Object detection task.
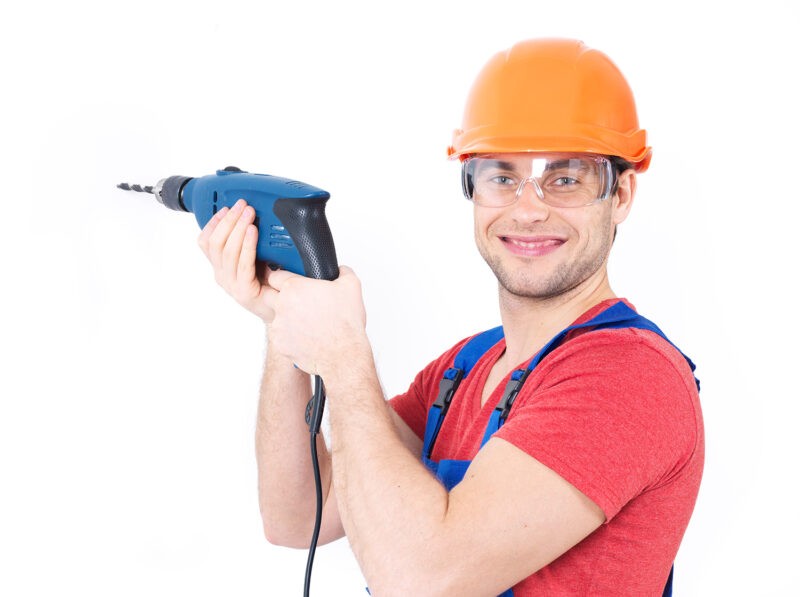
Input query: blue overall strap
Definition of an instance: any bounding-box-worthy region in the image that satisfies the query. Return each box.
[663,565,674,596]
[481,301,698,448]
[422,326,504,459]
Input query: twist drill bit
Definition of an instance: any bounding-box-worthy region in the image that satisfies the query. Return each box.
[117,183,154,193]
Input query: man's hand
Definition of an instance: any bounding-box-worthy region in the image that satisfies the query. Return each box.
[197,199,274,322]
[263,267,368,377]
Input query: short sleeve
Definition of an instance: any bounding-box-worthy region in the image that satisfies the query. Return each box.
[493,328,701,521]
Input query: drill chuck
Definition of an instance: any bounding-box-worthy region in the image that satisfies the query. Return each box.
[152,175,193,212]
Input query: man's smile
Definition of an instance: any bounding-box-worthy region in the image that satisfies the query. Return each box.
[499,235,566,257]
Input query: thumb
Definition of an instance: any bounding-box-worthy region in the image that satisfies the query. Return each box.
[338,265,356,278]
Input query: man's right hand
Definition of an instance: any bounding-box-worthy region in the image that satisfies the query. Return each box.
[197,199,275,322]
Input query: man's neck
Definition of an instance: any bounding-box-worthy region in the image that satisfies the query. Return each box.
[497,270,616,369]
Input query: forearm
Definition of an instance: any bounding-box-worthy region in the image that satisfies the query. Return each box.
[326,340,452,595]
[256,265,454,581]
[195,202,345,547]
[256,331,337,547]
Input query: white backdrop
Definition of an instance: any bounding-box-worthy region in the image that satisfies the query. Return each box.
[2,1,798,595]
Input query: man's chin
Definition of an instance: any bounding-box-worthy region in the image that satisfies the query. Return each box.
[488,262,572,300]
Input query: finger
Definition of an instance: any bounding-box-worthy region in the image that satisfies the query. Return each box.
[265,268,302,291]
[222,204,256,286]
[197,207,230,255]
[206,199,246,269]
[237,221,259,282]
[337,266,361,289]
[338,265,355,278]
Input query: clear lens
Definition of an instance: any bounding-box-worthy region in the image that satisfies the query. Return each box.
[463,153,615,208]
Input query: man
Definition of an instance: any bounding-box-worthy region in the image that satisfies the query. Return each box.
[198,38,704,596]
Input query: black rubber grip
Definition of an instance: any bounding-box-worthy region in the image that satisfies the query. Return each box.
[272,197,339,281]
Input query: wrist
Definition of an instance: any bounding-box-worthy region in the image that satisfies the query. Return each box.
[318,332,375,389]
[265,328,305,372]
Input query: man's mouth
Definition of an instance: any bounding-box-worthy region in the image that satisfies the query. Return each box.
[500,235,565,257]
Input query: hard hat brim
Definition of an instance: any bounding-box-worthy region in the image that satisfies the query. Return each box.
[448,129,652,173]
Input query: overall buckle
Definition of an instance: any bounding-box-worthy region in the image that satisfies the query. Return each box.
[495,368,530,423]
[434,368,464,411]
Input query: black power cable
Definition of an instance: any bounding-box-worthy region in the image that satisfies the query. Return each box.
[304,376,326,597]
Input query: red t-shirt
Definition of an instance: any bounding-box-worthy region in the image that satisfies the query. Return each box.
[389,299,704,596]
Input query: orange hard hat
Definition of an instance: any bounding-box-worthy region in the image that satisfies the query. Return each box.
[448,38,652,172]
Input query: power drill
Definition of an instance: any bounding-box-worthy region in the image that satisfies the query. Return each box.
[118,166,339,281]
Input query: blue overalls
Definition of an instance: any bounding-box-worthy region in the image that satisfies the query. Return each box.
[421,301,698,596]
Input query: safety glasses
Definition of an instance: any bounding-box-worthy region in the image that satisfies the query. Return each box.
[462,153,616,208]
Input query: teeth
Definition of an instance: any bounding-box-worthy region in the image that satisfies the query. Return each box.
[508,238,559,248]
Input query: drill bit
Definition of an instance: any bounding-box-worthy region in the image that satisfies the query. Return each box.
[117,182,154,194]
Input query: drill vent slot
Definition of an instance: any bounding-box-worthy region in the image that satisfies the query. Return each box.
[269,224,292,247]
[269,231,294,248]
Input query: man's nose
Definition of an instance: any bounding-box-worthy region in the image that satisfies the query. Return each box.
[513,178,550,214]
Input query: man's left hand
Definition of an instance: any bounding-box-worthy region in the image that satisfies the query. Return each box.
[263,266,368,376]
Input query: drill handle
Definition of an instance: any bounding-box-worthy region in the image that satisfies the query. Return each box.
[272,197,339,281]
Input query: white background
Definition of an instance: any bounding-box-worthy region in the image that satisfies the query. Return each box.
[2,1,798,595]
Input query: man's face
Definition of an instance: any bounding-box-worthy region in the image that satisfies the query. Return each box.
[470,153,634,300]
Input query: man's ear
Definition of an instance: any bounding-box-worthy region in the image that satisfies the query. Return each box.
[612,170,636,226]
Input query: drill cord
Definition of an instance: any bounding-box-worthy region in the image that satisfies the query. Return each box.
[304,376,326,597]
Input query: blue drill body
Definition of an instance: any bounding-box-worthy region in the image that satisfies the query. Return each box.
[127,167,339,281]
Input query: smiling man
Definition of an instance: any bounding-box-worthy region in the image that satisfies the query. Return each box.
[198,38,704,596]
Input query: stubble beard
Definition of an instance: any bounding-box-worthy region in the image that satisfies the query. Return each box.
[477,229,613,301]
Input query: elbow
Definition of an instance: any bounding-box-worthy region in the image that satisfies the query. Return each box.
[262,522,287,547]
[259,496,313,548]
[261,513,313,549]
[262,522,310,549]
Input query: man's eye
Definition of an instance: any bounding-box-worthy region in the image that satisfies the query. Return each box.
[552,176,579,186]
[489,175,517,186]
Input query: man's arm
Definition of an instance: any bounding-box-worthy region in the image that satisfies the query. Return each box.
[195,201,340,546]
[255,342,424,547]
[264,269,606,596]
[324,343,604,595]
[197,200,421,548]
[255,342,344,547]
